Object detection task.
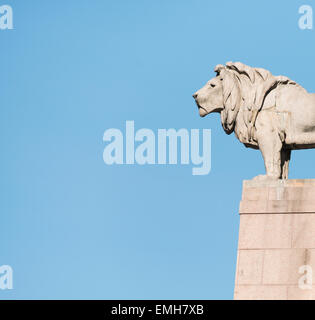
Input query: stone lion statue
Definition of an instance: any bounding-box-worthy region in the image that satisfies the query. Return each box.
[193,61,315,180]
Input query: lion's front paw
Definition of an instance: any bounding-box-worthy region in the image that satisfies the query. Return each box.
[252,174,279,181]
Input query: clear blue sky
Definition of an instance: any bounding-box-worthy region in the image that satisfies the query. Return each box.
[1,0,315,299]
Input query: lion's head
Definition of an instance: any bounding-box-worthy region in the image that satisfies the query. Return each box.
[192,65,224,118]
[193,61,279,135]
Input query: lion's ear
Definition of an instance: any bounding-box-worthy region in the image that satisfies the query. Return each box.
[221,70,241,133]
[214,64,225,75]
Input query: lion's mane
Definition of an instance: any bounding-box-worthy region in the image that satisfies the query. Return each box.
[214,62,301,137]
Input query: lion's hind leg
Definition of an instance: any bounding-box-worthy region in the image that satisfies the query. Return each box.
[280,149,291,179]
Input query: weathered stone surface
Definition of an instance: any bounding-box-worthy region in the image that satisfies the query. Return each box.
[287,286,315,300]
[235,180,315,300]
[240,200,315,214]
[292,215,315,248]
[262,249,313,285]
[234,285,287,300]
[240,179,315,214]
[238,214,292,249]
[236,250,264,285]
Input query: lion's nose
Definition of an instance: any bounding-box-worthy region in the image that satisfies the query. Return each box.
[192,93,198,99]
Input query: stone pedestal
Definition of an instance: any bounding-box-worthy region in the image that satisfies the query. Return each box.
[234,179,315,300]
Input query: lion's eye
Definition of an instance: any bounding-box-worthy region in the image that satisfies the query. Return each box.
[210,83,216,88]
